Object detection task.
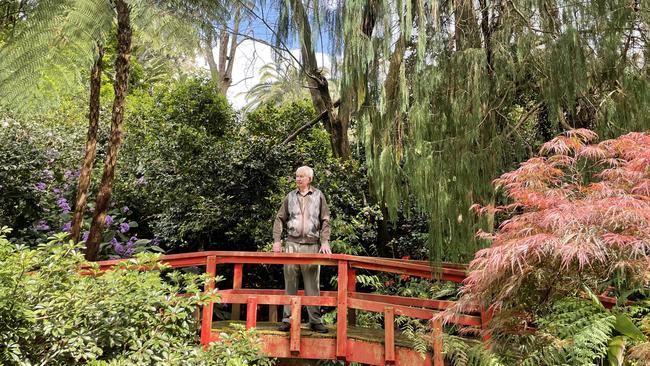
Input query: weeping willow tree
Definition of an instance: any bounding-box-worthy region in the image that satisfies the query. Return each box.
[334,0,650,262]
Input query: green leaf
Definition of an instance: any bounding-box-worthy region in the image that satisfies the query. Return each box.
[607,336,625,366]
[614,314,646,341]
[583,285,605,310]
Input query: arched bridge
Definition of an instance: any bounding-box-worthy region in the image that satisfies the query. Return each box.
[95,252,617,365]
[99,252,481,365]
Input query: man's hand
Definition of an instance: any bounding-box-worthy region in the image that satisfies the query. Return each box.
[272,242,282,253]
[319,243,332,254]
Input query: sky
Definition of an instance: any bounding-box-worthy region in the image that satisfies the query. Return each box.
[195,3,334,110]
[197,40,333,110]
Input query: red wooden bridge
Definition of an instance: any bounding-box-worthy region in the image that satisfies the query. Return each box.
[100,251,486,365]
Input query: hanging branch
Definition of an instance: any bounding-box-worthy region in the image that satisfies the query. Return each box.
[280,99,341,145]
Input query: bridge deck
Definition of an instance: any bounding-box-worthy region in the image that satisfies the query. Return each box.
[213,321,435,365]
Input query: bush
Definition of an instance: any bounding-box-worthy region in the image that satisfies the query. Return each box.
[0,227,274,365]
[453,130,650,364]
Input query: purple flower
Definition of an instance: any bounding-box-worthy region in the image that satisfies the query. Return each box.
[122,206,129,213]
[35,182,46,191]
[57,197,71,214]
[136,176,146,185]
[52,188,61,195]
[43,170,53,181]
[112,236,136,258]
[62,222,72,232]
[119,222,130,233]
[36,220,50,231]
[82,231,89,241]
[104,215,113,226]
[73,170,80,177]
[151,237,161,247]
[64,170,73,179]
[111,237,124,255]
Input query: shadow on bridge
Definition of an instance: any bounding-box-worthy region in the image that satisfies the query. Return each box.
[98,252,487,365]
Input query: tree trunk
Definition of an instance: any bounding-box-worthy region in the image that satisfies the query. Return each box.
[85,0,132,261]
[203,26,220,85]
[453,0,481,50]
[289,0,350,160]
[203,5,240,95]
[70,43,103,243]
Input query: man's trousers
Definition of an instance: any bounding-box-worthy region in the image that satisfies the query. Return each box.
[282,241,323,325]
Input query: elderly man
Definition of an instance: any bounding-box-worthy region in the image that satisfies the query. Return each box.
[273,165,331,333]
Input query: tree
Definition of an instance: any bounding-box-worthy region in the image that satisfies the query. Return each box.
[262,0,350,159]
[243,61,340,112]
[0,0,222,259]
[448,130,650,363]
[202,2,242,95]
[336,0,650,261]
[84,0,133,261]
[70,43,104,243]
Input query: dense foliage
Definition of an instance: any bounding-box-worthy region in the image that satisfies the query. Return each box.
[450,130,650,364]
[337,0,650,262]
[0,227,274,365]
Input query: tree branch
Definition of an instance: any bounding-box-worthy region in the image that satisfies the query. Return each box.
[281,99,341,145]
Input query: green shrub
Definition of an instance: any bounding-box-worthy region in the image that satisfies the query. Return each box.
[0,227,274,365]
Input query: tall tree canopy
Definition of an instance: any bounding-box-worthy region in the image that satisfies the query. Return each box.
[336,0,650,261]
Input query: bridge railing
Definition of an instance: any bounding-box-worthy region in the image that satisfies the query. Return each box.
[97,251,483,365]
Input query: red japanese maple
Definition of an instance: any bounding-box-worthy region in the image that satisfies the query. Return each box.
[455,130,650,324]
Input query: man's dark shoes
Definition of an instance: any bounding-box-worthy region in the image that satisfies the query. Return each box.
[278,322,291,332]
[310,323,328,333]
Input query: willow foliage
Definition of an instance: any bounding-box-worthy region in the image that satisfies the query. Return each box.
[339,0,650,261]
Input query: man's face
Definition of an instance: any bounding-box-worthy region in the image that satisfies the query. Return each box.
[295,171,312,190]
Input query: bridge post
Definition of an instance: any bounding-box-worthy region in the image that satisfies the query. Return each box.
[384,306,395,364]
[347,268,356,326]
[431,318,444,366]
[480,305,494,345]
[200,255,217,347]
[290,297,301,354]
[232,263,243,320]
[246,296,258,329]
[336,260,349,360]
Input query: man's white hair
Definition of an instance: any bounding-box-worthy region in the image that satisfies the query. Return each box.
[296,166,314,179]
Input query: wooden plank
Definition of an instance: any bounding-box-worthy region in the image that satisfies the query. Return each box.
[385,306,395,363]
[351,292,479,313]
[349,261,466,283]
[258,334,337,360]
[95,251,469,284]
[348,298,481,326]
[336,260,349,359]
[219,257,338,266]
[246,296,258,329]
[219,293,337,307]
[219,288,338,297]
[200,255,217,346]
[431,318,444,366]
[290,297,301,353]
[348,268,357,326]
[232,264,243,320]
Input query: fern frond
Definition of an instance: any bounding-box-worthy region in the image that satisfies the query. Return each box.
[0,0,112,110]
[521,297,617,365]
[443,334,503,366]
